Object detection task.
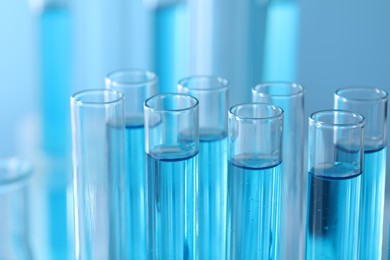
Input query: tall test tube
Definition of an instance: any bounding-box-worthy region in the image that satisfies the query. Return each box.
[306,110,364,260]
[105,69,157,259]
[0,159,32,260]
[144,93,199,259]
[252,82,305,259]
[227,103,283,259]
[178,76,229,259]
[335,87,388,259]
[70,89,126,259]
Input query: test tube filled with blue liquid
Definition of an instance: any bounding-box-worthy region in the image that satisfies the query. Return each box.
[335,87,388,260]
[178,76,229,259]
[252,82,305,259]
[144,93,199,259]
[306,110,365,260]
[106,69,158,259]
[227,103,283,259]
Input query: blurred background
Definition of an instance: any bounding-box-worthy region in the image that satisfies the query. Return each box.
[0,0,389,259]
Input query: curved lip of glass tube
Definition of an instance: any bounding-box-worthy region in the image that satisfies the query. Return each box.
[310,109,365,129]
[71,89,124,106]
[145,93,199,112]
[335,86,388,103]
[252,81,304,98]
[229,102,284,121]
[177,75,229,92]
[106,69,157,87]
[0,158,32,185]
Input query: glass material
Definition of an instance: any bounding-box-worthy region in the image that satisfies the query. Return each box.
[177,76,229,259]
[306,110,364,260]
[0,158,32,260]
[70,89,126,260]
[144,94,199,259]
[105,69,157,260]
[227,103,283,260]
[252,82,304,259]
[335,87,388,260]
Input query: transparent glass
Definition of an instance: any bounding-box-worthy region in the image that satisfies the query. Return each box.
[335,87,388,260]
[144,94,199,259]
[70,89,126,260]
[252,82,305,259]
[306,110,365,260]
[106,69,157,259]
[0,158,32,260]
[177,76,228,259]
[227,103,283,260]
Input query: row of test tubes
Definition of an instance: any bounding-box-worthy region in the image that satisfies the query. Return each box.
[68,69,388,260]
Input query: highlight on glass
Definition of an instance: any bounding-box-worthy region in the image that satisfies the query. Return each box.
[335,87,388,260]
[227,103,283,260]
[106,69,157,259]
[252,82,305,259]
[144,93,199,259]
[177,76,229,259]
[306,110,365,260]
[70,89,126,260]
[0,158,32,260]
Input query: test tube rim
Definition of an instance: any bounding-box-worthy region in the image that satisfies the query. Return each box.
[71,89,124,107]
[309,109,365,129]
[252,81,304,98]
[335,86,388,104]
[177,75,229,92]
[0,158,32,187]
[144,93,199,113]
[229,102,284,122]
[106,68,158,88]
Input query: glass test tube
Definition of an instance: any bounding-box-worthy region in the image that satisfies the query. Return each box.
[335,87,388,260]
[0,159,32,260]
[227,103,283,260]
[177,76,229,259]
[106,69,157,259]
[144,94,199,259]
[252,82,305,259]
[306,110,365,260]
[71,89,126,260]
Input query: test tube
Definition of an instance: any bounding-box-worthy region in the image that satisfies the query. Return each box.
[0,158,32,260]
[144,93,199,259]
[177,76,229,259]
[70,89,126,259]
[334,87,388,259]
[252,82,305,259]
[105,69,157,259]
[227,103,283,259]
[306,110,364,260]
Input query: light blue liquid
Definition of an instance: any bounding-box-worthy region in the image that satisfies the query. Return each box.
[198,130,228,259]
[306,163,361,260]
[146,150,197,260]
[125,117,147,259]
[227,154,281,260]
[358,147,386,259]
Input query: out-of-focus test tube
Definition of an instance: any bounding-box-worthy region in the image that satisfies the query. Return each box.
[178,76,229,259]
[144,93,199,259]
[106,69,157,259]
[71,89,126,260]
[306,110,364,260]
[252,82,305,259]
[0,158,33,260]
[227,103,283,259]
[335,87,388,260]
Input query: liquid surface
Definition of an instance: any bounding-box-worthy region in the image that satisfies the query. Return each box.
[306,163,361,260]
[227,154,281,260]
